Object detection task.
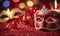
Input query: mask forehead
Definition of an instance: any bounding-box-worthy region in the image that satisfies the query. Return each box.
[45,11,60,18]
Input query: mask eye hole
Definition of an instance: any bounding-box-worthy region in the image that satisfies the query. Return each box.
[0,15,8,19]
[47,18,53,22]
[46,17,56,23]
[14,12,21,16]
[36,17,43,22]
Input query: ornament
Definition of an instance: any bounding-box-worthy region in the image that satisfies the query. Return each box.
[34,6,60,30]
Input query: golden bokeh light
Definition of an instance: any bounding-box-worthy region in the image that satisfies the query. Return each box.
[27,1,34,6]
[19,3,25,9]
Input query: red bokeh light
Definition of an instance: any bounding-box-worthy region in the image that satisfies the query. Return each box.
[13,0,20,3]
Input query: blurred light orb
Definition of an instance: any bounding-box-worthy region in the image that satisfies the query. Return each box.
[3,1,10,8]
[27,1,33,6]
[13,0,20,3]
[29,7,33,10]
[19,3,25,9]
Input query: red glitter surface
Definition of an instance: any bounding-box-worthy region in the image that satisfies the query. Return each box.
[0,11,60,36]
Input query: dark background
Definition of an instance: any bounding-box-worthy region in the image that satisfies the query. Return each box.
[0,0,60,12]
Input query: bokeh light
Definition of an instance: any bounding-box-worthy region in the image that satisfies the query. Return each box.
[27,1,34,6]
[19,3,25,9]
[13,0,20,3]
[3,0,10,8]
